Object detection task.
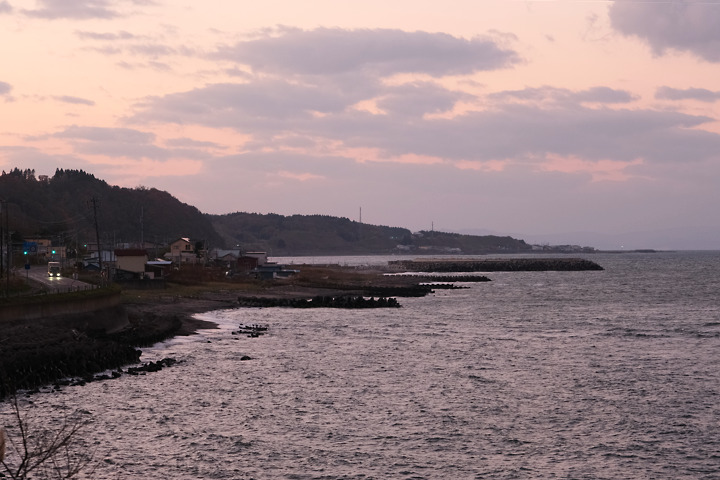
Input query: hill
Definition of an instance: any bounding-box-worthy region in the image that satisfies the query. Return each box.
[211,212,410,255]
[1,168,532,255]
[0,168,222,250]
[209,212,531,255]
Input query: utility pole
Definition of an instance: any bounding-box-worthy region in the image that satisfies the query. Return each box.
[90,197,103,280]
[6,203,10,296]
[2,200,9,296]
[1,201,4,282]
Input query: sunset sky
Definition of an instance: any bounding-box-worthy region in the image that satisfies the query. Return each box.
[2,0,720,249]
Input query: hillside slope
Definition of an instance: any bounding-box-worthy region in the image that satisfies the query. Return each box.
[1,168,222,248]
[211,212,412,255]
[211,212,531,255]
[2,168,532,255]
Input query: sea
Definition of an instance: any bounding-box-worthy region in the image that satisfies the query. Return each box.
[2,251,720,479]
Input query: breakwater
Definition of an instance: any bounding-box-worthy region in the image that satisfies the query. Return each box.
[237,295,401,308]
[388,257,604,272]
[394,274,491,282]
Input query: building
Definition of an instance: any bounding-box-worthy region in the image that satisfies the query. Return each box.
[83,250,116,271]
[167,237,198,264]
[212,249,242,264]
[115,249,148,279]
[145,260,172,279]
[244,251,268,266]
[253,263,299,280]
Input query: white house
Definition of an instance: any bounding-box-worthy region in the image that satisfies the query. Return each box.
[166,237,198,264]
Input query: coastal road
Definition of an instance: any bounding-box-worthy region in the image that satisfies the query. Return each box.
[24,265,96,293]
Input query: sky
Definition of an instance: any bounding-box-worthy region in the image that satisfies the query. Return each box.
[2,0,720,250]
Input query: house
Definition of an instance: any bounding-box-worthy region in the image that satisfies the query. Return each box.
[209,249,260,276]
[145,260,172,279]
[115,249,148,279]
[244,251,268,266]
[237,256,259,271]
[252,263,299,280]
[167,237,198,264]
[83,250,116,271]
[212,249,242,264]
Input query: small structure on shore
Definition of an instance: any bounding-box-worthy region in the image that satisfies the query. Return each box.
[252,263,300,280]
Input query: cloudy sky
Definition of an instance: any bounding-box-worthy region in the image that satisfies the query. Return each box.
[2,0,720,249]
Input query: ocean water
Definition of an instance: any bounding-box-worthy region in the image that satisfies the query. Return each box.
[3,252,720,479]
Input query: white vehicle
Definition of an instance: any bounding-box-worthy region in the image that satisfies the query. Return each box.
[48,261,61,277]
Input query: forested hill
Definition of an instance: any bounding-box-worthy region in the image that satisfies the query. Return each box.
[211,212,411,255]
[0,168,222,248]
[210,213,531,255]
[1,168,531,255]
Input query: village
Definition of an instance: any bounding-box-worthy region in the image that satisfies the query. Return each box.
[10,233,598,290]
[11,236,299,288]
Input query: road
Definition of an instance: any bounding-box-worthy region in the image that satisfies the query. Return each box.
[24,265,96,293]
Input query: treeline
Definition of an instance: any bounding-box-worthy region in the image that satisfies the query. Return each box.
[210,212,530,255]
[211,212,412,255]
[0,168,222,248]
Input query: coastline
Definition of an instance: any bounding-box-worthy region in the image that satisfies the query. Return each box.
[0,288,243,397]
[122,281,375,336]
[1,258,604,397]
[0,277,391,397]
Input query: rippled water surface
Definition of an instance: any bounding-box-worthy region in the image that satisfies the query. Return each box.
[3,252,720,479]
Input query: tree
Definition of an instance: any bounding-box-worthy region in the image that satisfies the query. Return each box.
[0,394,94,479]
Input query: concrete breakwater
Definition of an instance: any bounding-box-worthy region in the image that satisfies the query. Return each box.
[389,257,604,272]
[237,295,402,308]
[395,274,492,282]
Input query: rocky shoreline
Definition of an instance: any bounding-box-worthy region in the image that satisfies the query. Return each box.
[0,277,414,397]
[1,257,604,397]
[0,293,238,398]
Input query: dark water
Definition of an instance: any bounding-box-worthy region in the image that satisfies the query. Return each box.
[3,252,720,479]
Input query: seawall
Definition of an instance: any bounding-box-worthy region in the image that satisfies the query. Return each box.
[0,290,185,398]
[0,290,128,332]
